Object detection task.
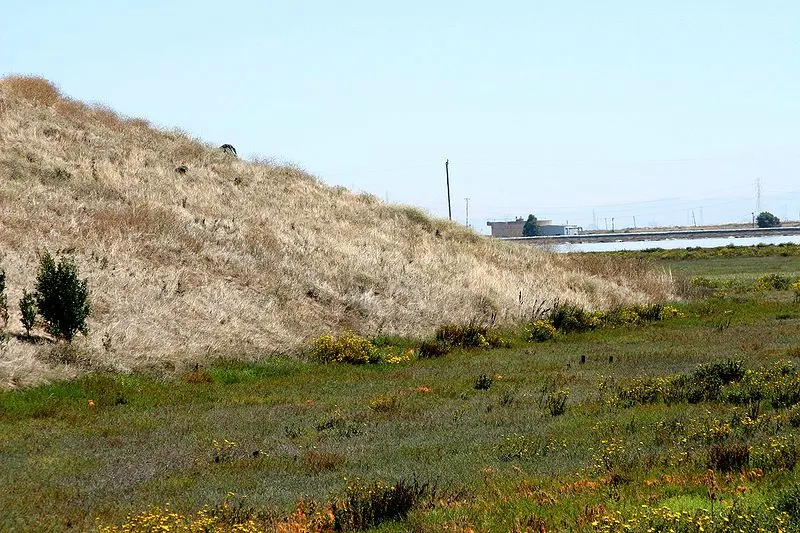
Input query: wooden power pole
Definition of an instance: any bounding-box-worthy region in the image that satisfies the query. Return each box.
[445,159,452,221]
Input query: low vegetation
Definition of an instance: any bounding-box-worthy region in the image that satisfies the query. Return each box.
[2,247,800,531]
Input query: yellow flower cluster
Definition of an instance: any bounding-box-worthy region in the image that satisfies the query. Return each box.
[590,504,789,532]
[527,320,557,342]
[98,507,262,533]
[660,305,684,318]
[310,332,379,364]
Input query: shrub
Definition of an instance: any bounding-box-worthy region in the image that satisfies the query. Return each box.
[777,483,800,522]
[434,323,506,349]
[0,268,7,329]
[545,389,569,416]
[474,374,493,390]
[708,441,750,472]
[632,303,663,322]
[302,450,346,473]
[527,320,557,342]
[19,289,37,337]
[34,252,91,341]
[548,304,600,333]
[330,478,428,531]
[755,273,793,291]
[369,395,400,413]
[793,280,800,303]
[417,340,449,358]
[310,332,379,364]
[436,323,488,348]
[688,359,745,402]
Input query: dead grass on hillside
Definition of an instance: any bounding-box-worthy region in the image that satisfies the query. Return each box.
[0,76,674,388]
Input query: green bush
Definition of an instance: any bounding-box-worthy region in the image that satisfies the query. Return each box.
[19,289,37,337]
[548,304,600,333]
[755,273,794,291]
[34,253,91,341]
[777,482,800,522]
[687,359,745,402]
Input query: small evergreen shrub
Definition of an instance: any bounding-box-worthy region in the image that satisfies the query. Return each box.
[34,252,91,341]
[310,332,379,364]
[474,374,493,390]
[19,289,37,337]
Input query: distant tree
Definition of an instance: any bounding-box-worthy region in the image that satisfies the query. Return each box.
[522,214,539,237]
[756,211,781,228]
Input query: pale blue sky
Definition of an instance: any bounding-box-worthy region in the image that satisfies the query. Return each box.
[3,1,799,231]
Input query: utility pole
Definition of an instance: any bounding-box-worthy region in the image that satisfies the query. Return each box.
[465,197,470,227]
[692,210,696,227]
[633,216,637,230]
[612,217,615,232]
[445,159,452,221]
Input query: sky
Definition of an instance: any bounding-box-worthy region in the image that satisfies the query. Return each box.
[3,1,799,233]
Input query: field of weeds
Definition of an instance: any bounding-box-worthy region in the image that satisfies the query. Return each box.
[3,247,800,531]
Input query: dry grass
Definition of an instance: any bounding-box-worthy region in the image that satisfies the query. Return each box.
[0,76,674,388]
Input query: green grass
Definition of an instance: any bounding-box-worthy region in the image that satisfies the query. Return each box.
[4,248,800,531]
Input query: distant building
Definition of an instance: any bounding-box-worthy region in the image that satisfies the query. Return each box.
[486,217,581,238]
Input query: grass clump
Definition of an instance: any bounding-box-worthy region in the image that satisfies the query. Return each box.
[310,332,379,364]
[417,340,450,358]
[329,478,429,532]
[434,322,509,350]
[708,441,750,472]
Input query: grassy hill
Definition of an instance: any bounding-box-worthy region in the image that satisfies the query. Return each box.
[0,76,671,388]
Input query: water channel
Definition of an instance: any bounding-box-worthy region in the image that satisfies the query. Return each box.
[551,234,800,253]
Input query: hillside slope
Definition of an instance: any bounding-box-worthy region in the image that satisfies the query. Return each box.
[0,77,672,388]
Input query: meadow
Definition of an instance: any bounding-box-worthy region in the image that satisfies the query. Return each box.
[3,247,800,531]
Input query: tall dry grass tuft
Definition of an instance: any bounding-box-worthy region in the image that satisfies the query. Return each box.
[0,75,62,106]
[0,75,675,388]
